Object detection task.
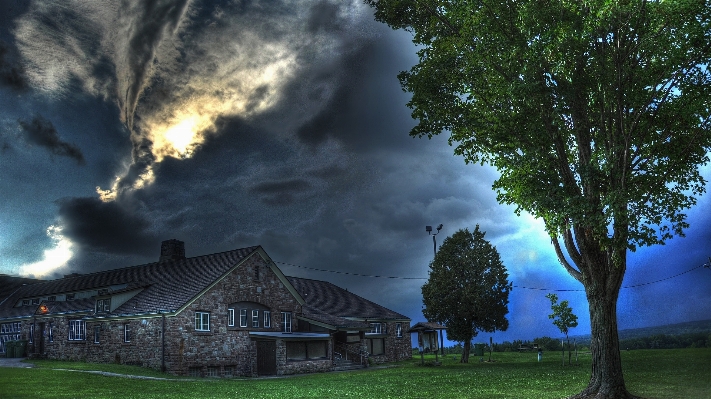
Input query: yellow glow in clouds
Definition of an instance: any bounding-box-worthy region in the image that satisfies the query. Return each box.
[19,225,73,278]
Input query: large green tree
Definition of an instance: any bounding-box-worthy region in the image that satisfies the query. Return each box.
[421,226,512,363]
[366,1,711,398]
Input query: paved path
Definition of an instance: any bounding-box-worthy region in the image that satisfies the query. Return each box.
[0,357,34,368]
[0,357,394,380]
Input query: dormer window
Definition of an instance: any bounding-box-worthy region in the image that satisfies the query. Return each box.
[66,293,75,301]
[96,298,111,313]
[47,296,56,302]
[32,298,39,305]
[22,299,29,306]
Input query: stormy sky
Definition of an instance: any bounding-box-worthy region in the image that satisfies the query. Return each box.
[1,0,710,344]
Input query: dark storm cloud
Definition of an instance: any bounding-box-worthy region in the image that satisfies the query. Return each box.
[307,1,343,33]
[18,116,85,164]
[57,197,159,256]
[251,179,313,206]
[0,41,27,90]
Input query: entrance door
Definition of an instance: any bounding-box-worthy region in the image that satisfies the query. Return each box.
[38,323,45,355]
[256,341,276,376]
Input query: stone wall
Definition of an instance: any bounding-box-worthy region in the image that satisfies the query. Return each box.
[163,253,302,376]
[368,321,412,364]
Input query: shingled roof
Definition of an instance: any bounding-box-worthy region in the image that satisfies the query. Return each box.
[0,246,259,321]
[287,277,409,321]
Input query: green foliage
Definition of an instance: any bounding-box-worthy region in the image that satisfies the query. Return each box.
[366,0,711,254]
[545,293,579,338]
[421,227,512,353]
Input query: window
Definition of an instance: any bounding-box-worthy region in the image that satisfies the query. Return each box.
[253,265,260,281]
[367,338,385,356]
[286,341,328,361]
[263,311,271,328]
[94,326,100,344]
[206,366,219,377]
[22,299,29,306]
[281,312,292,333]
[32,298,39,305]
[223,366,235,377]
[188,367,201,377]
[252,310,259,328]
[195,312,210,332]
[96,298,111,313]
[48,323,54,342]
[68,320,86,341]
[396,323,403,338]
[228,309,235,327]
[66,293,75,301]
[369,323,382,334]
[47,296,56,301]
[0,323,22,354]
[29,324,34,344]
[124,323,132,342]
[239,309,247,328]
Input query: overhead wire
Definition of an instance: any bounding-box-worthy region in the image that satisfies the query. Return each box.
[274,261,709,292]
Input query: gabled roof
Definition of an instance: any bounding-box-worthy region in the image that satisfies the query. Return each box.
[0,246,260,320]
[287,277,409,321]
[408,321,446,333]
[0,274,42,305]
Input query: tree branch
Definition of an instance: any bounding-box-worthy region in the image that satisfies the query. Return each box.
[552,237,583,283]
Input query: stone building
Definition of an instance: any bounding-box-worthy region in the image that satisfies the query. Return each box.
[0,240,411,376]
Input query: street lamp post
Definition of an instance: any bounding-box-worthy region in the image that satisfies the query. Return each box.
[425,224,443,257]
[425,224,444,356]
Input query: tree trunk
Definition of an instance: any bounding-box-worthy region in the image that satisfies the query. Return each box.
[461,341,471,363]
[570,284,640,399]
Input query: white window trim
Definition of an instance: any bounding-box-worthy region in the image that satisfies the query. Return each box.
[396,323,403,338]
[263,310,271,328]
[228,309,235,327]
[369,322,382,334]
[239,309,247,328]
[252,310,259,328]
[124,323,131,342]
[69,320,86,341]
[281,312,292,333]
[29,324,34,344]
[195,312,210,332]
[94,326,100,344]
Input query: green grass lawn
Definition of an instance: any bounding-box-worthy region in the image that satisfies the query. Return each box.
[1,348,709,399]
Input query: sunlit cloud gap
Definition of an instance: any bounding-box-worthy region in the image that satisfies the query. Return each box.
[18,225,74,278]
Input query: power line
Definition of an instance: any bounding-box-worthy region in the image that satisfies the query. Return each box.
[275,261,708,292]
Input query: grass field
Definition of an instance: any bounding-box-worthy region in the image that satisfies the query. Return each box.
[1,348,709,399]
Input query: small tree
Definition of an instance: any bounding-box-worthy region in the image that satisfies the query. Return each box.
[422,226,512,363]
[546,293,579,365]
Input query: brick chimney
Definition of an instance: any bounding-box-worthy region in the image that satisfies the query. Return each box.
[159,239,185,262]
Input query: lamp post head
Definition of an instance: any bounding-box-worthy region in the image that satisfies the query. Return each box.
[426,226,432,234]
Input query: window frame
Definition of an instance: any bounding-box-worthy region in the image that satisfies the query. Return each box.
[252,309,259,328]
[239,309,247,328]
[93,326,100,344]
[369,322,382,334]
[124,323,132,342]
[29,324,34,344]
[263,310,271,328]
[68,320,86,341]
[228,308,235,327]
[48,323,54,342]
[396,322,402,338]
[96,298,111,313]
[195,312,210,332]
[281,312,292,333]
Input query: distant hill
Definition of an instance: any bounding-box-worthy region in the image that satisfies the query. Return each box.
[568,319,711,346]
